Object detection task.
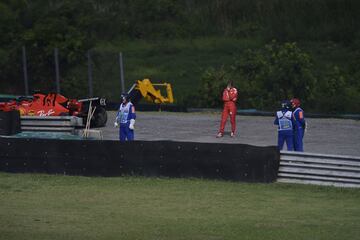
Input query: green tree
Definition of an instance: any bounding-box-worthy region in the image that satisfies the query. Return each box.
[199,66,229,107]
[316,66,354,113]
[0,0,97,93]
[198,41,317,110]
[21,0,95,90]
[0,2,23,92]
[233,41,316,109]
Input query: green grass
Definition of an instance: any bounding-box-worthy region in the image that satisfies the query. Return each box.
[1,172,359,240]
[80,37,264,102]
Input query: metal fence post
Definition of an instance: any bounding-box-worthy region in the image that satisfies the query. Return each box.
[54,48,60,93]
[22,46,29,95]
[119,52,125,93]
[87,50,93,97]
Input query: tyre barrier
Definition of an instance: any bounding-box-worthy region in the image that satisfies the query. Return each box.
[0,111,21,136]
[20,116,83,134]
[278,151,360,188]
[0,137,279,183]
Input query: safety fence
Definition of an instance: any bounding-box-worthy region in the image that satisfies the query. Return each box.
[21,116,83,134]
[278,151,360,188]
[0,138,279,182]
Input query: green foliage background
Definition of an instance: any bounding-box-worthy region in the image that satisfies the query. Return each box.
[1,0,360,113]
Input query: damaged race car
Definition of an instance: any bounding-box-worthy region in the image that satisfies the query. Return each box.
[0,92,107,128]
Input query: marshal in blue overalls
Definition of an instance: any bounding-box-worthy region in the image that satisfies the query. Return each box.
[274,100,294,151]
[291,98,306,152]
[115,94,136,142]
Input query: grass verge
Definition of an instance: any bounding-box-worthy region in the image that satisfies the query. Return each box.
[0,172,359,240]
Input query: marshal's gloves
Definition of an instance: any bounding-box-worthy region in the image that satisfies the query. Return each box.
[114,122,119,128]
[129,119,135,130]
[301,122,307,133]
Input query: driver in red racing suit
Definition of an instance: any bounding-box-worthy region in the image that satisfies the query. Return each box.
[217,81,238,138]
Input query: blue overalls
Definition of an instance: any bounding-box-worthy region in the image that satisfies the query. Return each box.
[274,109,294,151]
[293,107,306,152]
[116,102,136,141]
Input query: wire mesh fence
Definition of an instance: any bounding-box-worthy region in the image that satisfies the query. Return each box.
[1,46,128,101]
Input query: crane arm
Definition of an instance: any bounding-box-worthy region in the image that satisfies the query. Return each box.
[128,78,174,105]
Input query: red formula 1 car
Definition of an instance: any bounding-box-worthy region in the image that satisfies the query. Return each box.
[0,93,107,127]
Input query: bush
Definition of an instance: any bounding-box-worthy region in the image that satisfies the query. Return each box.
[198,66,229,108]
[315,66,360,113]
[198,41,317,110]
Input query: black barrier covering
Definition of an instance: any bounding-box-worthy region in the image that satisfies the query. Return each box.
[11,111,21,135]
[0,112,11,135]
[0,111,20,135]
[0,138,279,182]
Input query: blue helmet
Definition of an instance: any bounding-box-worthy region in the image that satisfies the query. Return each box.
[281,100,291,110]
[121,93,130,102]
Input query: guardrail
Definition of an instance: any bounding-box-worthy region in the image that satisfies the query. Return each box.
[21,116,83,134]
[278,151,360,188]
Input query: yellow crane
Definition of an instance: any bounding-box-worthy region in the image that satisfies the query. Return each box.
[127,78,174,105]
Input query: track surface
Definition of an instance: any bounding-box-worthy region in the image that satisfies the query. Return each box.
[102,111,360,156]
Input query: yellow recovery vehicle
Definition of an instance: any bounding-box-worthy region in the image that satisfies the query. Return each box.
[127,78,174,105]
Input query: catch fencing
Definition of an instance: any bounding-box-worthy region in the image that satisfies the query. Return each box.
[1,46,128,101]
[278,151,360,188]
